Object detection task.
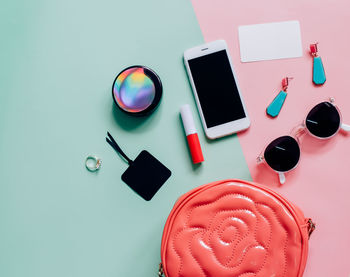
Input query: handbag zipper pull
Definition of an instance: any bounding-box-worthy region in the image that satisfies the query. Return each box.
[158,263,164,277]
[307,218,316,238]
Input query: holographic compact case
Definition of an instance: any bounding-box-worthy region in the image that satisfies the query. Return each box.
[112,65,162,116]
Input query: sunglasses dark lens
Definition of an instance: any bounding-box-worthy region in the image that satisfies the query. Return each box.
[264,136,300,172]
[306,102,340,138]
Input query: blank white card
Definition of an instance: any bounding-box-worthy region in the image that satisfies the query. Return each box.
[238,20,302,63]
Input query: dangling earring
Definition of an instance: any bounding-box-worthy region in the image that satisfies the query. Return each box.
[266,77,293,118]
[310,43,326,85]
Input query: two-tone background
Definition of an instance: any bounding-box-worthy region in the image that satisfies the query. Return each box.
[1,0,349,276]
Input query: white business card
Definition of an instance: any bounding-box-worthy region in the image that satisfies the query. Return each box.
[238,20,302,62]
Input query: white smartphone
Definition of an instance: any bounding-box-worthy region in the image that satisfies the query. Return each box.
[184,40,250,139]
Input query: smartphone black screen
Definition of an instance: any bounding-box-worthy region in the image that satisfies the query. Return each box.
[188,50,246,128]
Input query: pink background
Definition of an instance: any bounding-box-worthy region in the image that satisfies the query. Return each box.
[191,0,350,276]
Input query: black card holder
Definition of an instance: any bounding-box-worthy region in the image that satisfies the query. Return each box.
[121,150,171,201]
[106,132,171,201]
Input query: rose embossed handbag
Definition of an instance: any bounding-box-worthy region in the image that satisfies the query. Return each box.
[159,179,315,277]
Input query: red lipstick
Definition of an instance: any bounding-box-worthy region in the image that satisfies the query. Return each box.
[180,104,204,164]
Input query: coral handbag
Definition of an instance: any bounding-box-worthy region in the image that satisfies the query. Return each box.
[159,179,315,277]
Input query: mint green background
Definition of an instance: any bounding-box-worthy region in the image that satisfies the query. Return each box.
[0,0,251,276]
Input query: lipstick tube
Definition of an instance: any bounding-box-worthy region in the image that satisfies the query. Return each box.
[180,104,204,164]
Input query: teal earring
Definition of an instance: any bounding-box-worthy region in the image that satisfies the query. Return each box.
[310,43,326,85]
[266,77,292,118]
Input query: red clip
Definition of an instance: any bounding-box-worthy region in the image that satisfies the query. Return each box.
[282,77,293,91]
[310,43,318,56]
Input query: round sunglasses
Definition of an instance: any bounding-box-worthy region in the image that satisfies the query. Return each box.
[257,98,350,184]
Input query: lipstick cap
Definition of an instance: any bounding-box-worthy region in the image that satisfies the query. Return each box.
[180,104,196,135]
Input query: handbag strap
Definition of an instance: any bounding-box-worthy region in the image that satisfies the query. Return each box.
[307,218,316,238]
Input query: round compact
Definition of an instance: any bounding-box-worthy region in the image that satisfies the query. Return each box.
[112,66,162,116]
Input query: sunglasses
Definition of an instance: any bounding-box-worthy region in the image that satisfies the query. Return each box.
[258,98,350,184]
